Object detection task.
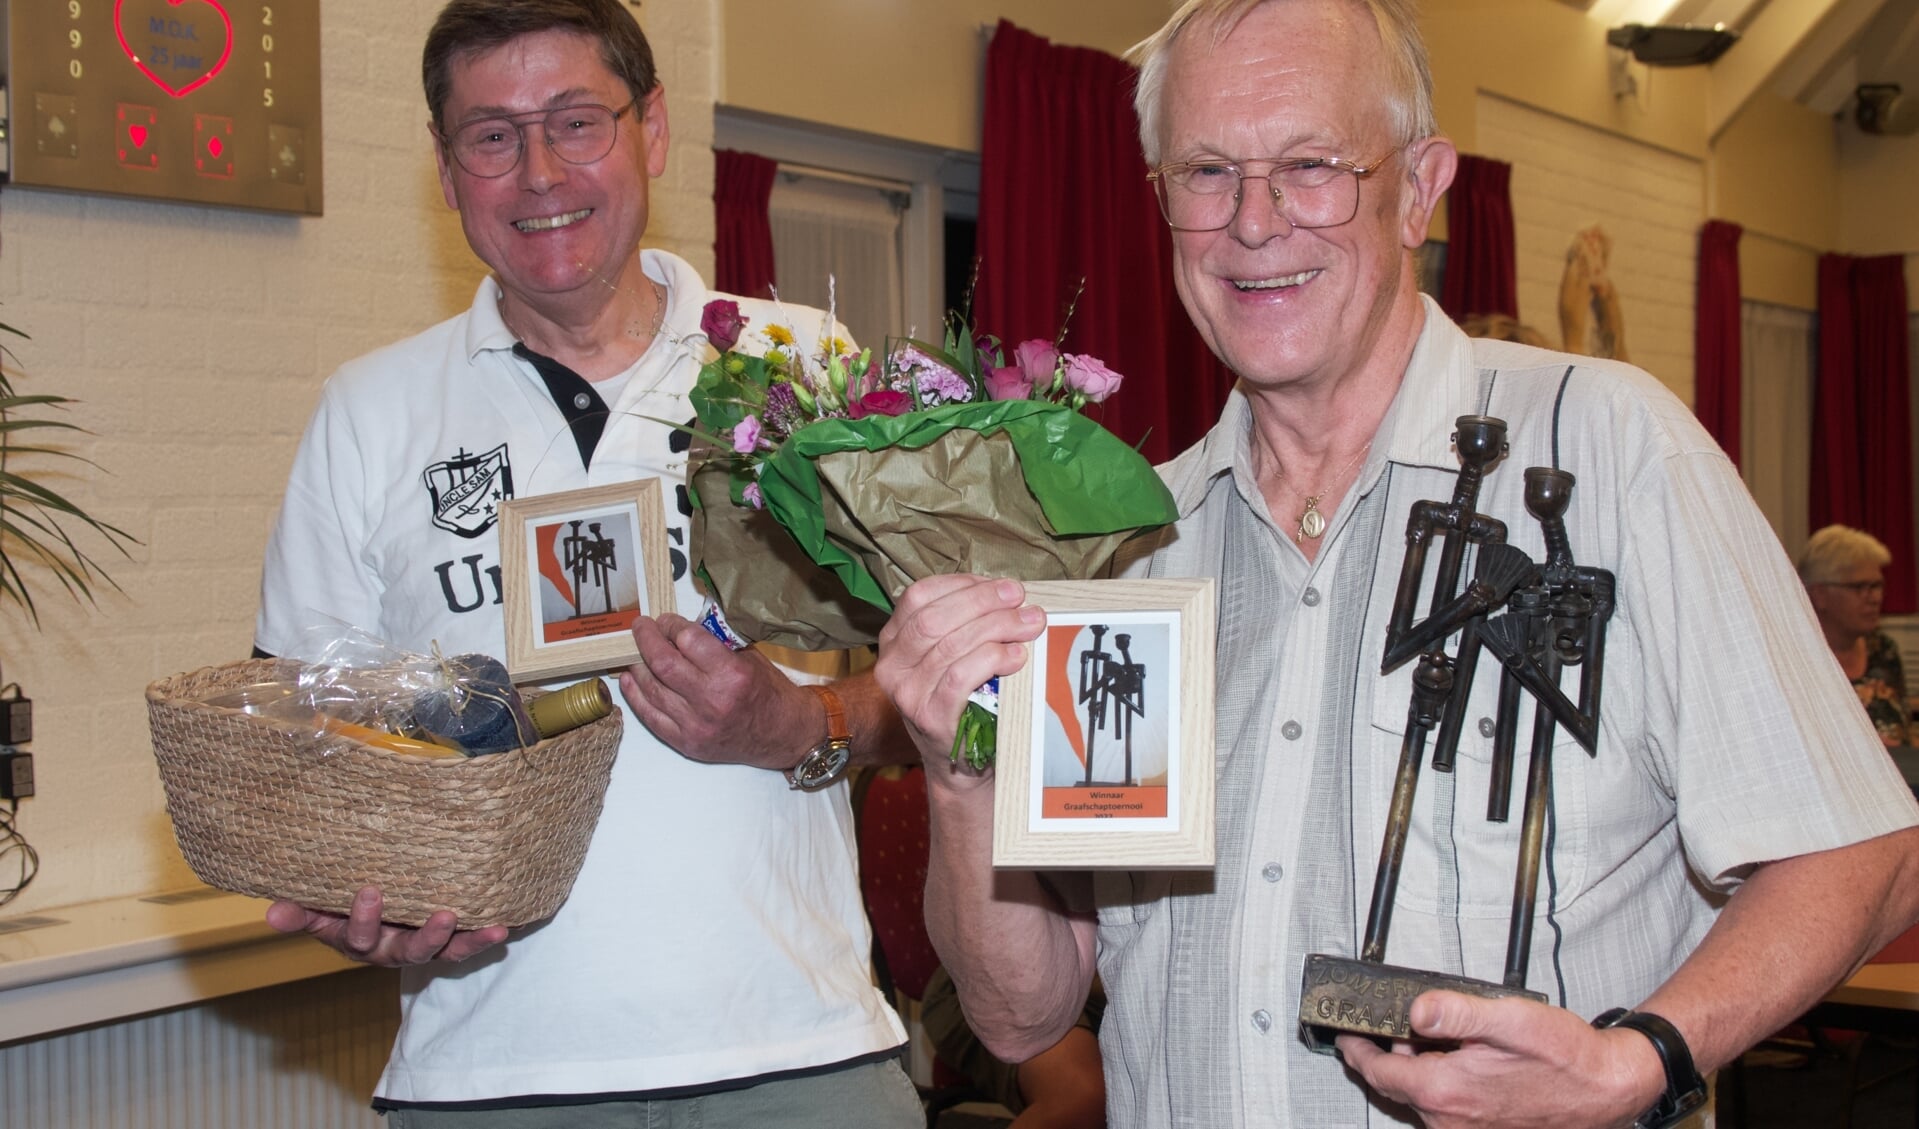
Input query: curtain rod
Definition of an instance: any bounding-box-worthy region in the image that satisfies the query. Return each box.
[777,161,916,198]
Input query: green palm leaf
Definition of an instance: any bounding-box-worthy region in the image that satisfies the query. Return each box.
[0,318,139,625]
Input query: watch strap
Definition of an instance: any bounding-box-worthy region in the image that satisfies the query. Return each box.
[811,684,850,744]
[1591,1008,1707,1129]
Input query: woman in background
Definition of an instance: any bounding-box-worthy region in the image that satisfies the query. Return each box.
[1800,524,1910,746]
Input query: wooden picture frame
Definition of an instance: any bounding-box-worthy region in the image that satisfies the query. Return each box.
[498,480,676,683]
[993,578,1216,869]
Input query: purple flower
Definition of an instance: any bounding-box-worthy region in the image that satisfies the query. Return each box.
[764,382,806,436]
[888,343,974,407]
[732,415,763,454]
[1061,354,1124,403]
[743,481,764,510]
[917,365,975,407]
[1013,339,1060,386]
[857,390,912,417]
[985,366,1032,402]
[701,299,748,352]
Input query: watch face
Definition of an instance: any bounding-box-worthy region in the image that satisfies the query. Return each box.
[791,742,852,791]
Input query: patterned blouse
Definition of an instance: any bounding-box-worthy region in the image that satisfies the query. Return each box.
[1856,630,1912,747]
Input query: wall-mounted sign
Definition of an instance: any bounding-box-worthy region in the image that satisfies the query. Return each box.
[2,0,322,215]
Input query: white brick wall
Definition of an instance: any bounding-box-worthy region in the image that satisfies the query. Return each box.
[1473,94,1703,404]
[0,0,718,913]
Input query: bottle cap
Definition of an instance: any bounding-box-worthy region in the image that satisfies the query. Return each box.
[529,678,613,739]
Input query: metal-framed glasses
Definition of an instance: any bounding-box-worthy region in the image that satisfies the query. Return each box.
[1147,154,1393,232]
[439,100,636,179]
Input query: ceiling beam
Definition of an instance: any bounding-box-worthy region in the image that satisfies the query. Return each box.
[1709,0,1853,140]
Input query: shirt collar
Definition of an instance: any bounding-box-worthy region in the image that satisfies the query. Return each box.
[1375,294,1481,471]
[1160,387,1250,519]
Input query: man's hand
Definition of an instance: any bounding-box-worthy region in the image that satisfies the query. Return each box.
[265,886,508,967]
[1335,990,1664,1129]
[619,612,820,770]
[874,574,1045,766]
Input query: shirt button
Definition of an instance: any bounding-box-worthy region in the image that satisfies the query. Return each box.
[1262,862,1284,883]
[1478,717,1496,738]
[573,392,593,410]
[1252,1009,1272,1032]
[1302,587,1321,607]
[1281,720,1302,741]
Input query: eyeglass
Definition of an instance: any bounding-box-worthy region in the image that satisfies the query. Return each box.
[439,100,636,179]
[1824,579,1886,596]
[1146,153,1394,233]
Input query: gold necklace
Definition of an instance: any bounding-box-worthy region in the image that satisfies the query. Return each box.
[628,277,668,345]
[1283,441,1372,543]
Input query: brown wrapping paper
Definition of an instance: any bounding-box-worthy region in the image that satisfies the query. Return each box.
[689,453,890,651]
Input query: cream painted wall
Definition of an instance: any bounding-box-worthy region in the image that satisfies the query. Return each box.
[1710,93,1835,310]
[1839,128,1919,257]
[719,0,1175,154]
[0,0,716,914]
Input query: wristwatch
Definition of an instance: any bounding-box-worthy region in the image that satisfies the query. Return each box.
[785,684,852,791]
[1591,1008,1707,1129]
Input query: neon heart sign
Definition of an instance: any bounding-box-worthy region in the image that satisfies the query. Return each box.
[114,0,234,99]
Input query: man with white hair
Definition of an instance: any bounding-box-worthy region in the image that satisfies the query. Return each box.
[874,1,1919,1126]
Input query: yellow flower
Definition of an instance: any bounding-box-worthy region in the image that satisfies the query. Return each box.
[828,336,851,356]
[764,324,796,347]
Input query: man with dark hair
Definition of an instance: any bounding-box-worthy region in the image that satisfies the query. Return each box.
[256,1,918,1123]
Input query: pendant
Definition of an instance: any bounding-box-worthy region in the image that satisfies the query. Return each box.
[1297,498,1328,541]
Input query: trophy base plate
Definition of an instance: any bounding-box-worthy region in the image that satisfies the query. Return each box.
[1298,953,1548,1053]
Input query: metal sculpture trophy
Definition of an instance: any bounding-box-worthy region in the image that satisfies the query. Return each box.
[1076,625,1149,787]
[1299,415,1616,1051]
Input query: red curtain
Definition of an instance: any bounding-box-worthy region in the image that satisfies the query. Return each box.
[713,148,778,300]
[1814,252,1916,613]
[1439,154,1518,322]
[977,20,1234,464]
[1692,220,1743,469]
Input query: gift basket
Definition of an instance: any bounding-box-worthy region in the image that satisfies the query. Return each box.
[146,655,621,928]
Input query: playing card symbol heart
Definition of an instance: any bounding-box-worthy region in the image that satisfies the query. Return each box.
[114,0,234,99]
[128,125,149,149]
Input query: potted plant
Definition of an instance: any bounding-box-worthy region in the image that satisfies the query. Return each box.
[0,319,136,623]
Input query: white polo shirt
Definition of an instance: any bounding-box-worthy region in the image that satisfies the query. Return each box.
[257,249,905,1104]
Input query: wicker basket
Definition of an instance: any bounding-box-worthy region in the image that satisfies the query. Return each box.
[146,658,622,928]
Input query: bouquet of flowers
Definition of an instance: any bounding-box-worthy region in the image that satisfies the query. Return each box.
[686,296,1178,768]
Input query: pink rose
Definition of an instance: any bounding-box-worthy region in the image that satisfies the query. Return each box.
[985,366,1033,402]
[1061,354,1124,403]
[732,415,763,453]
[856,390,912,417]
[1012,339,1060,386]
[702,299,748,352]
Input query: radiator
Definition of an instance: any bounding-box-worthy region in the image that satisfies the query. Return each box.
[0,968,398,1129]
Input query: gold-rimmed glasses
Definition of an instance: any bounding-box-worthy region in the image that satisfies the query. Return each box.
[1146,153,1395,232]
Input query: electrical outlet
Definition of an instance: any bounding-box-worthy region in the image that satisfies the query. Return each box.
[0,748,33,800]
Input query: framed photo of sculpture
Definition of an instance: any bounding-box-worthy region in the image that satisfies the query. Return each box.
[992,578,1216,869]
[499,480,676,682]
